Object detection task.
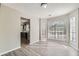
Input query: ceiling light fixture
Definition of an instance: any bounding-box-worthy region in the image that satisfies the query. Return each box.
[41,3,48,8]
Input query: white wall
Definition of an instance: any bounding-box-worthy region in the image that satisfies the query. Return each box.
[0,4,40,55]
[40,18,47,41]
[0,5,21,55]
[30,17,39,44]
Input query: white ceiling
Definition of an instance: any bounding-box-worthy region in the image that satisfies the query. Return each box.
[3,3,79,18]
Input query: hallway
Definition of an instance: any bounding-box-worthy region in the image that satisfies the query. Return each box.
[2,40,79,56]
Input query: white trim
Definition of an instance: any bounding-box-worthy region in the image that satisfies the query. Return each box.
[0,46,21,56]
[30,40,39,45]
[69,45,79,51]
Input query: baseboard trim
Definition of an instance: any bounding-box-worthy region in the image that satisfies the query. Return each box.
[0,46,21,56]
[69,45,79,51]
[30,40,39,45]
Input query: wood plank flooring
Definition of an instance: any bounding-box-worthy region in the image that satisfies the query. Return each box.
[2,40,79,56]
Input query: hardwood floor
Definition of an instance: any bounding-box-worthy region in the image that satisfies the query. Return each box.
[2,40,79,56]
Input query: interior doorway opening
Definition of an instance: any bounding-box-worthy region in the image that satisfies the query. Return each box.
[20,17,30,47]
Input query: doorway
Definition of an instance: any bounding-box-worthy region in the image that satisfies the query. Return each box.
[20,17,30,47]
